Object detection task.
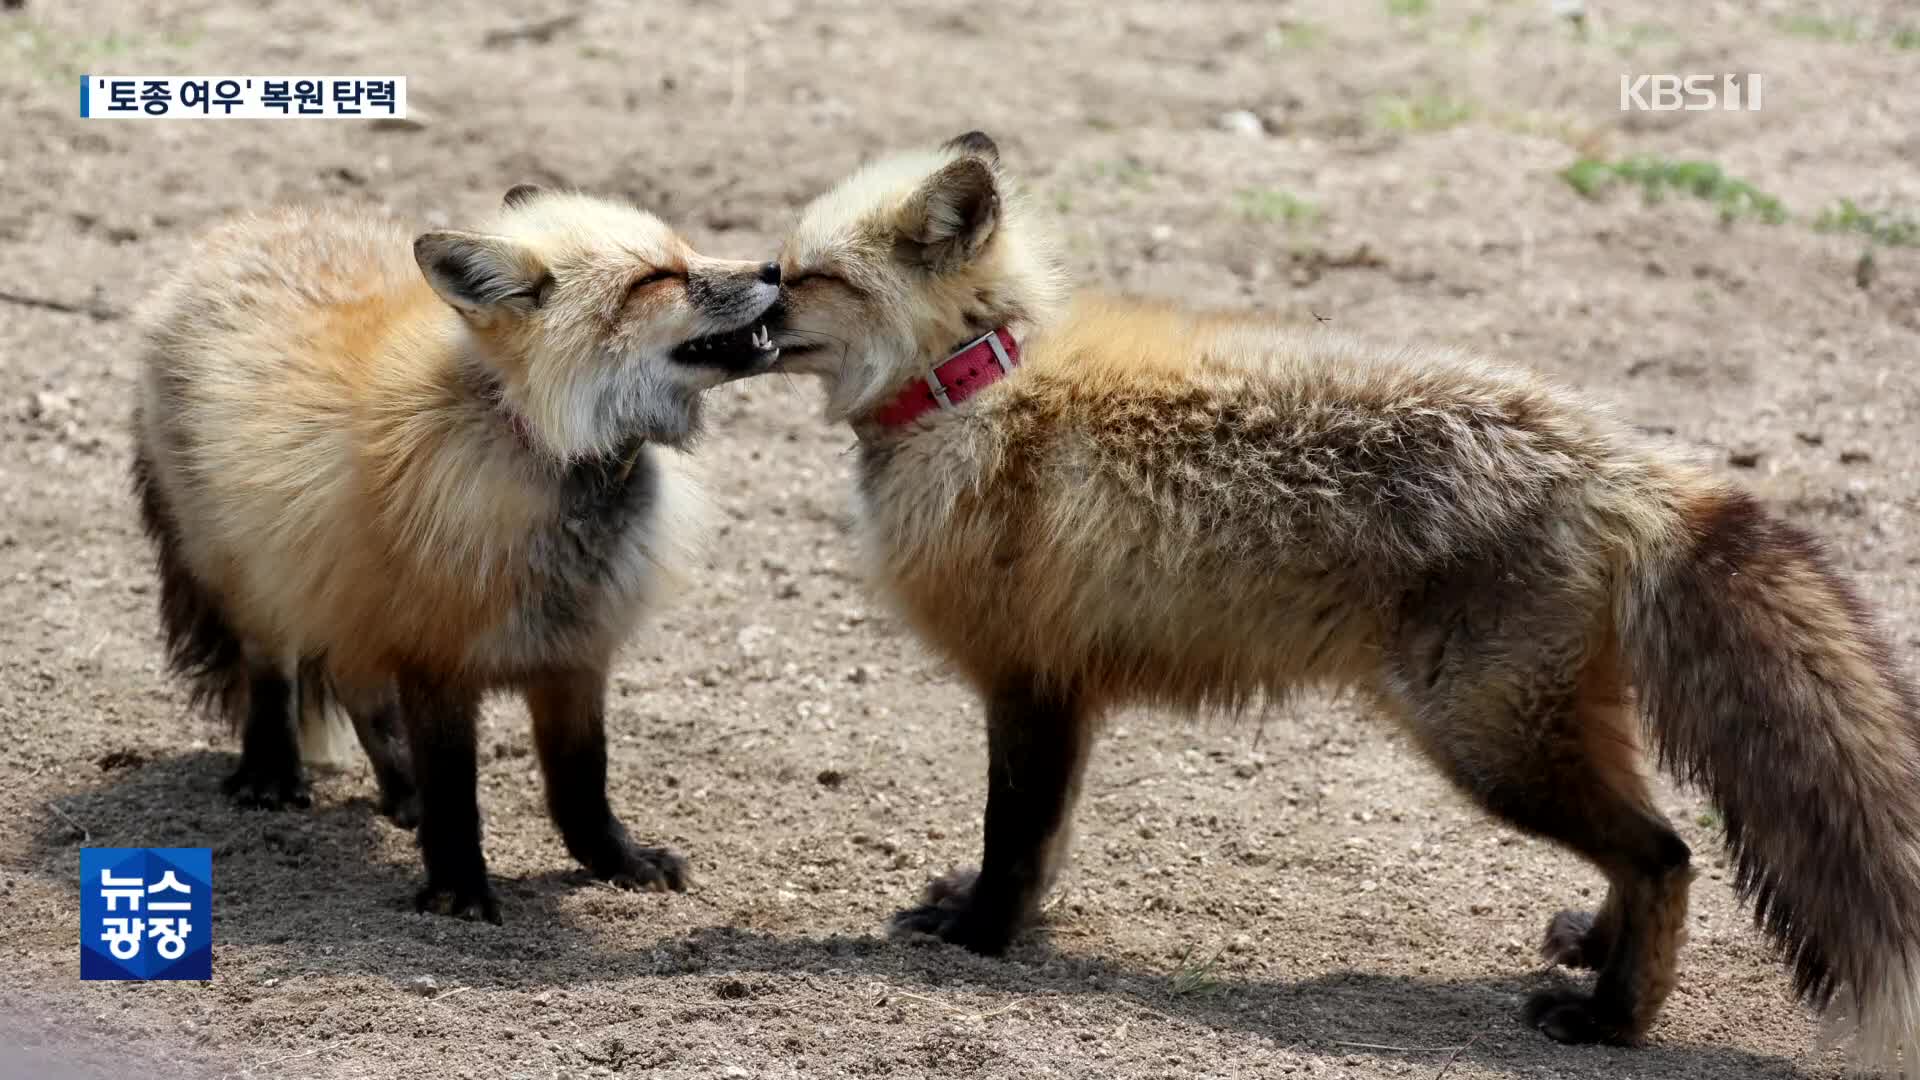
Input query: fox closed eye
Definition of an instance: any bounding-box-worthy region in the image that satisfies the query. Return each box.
[625,268,682,298]
[786,271,852,291]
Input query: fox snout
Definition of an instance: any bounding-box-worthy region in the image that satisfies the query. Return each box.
[687,260,781,326]
[670,259,783,375]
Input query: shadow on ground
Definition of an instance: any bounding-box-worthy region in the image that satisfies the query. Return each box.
[28,751,1815,1079]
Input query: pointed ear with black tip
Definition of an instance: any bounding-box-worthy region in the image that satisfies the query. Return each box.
[414,231,550,321]
[943,130,999,162]
[901,156,999,273]
[502,183,545,208]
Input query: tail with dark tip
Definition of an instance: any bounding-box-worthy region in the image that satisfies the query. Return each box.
[131,430,247,724]
[1622,484,1920,1073]
[295,657,352,765]
[133,425,349,763]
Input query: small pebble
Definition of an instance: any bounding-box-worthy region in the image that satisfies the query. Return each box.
[1216,109,1266,137]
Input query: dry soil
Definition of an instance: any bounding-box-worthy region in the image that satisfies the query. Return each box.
[2,2,1917,1078]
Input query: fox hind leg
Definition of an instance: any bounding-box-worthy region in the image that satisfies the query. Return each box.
[337,680,418,829]
[222,662,312,810]
[891,674,1093,954]
[1391,587,1692,1045]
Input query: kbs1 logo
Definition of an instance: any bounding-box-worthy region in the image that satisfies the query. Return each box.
[1620,74,1764,112]
[80,848,212,981]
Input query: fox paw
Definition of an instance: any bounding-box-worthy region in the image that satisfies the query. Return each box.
[888,868,1015,955]
[1523,988,1635,1046]
[414,880,502,925]
[1540,909,1609,969]
[594,843,691,893]
[378,789,421,830]
[222,761,312,810]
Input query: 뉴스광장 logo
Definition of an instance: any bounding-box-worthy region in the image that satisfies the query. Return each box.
[80,848,212,981]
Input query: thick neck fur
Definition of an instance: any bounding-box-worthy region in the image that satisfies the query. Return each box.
[846,243,1067,432]
[815,177,1070,428]
[361,309,664,587]
[443,315,705,461]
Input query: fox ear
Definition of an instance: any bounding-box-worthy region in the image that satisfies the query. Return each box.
[902,156,999,272]
[414,231,550,320]
[943,130,999,162]
[502,183,545,208]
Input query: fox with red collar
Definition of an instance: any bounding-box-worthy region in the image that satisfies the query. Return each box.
[762,132,1920,1067]
[132,185,783,921]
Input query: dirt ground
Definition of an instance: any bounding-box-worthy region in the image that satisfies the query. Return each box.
[2,1,1917,1077]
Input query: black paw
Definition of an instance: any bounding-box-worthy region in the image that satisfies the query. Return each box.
[222,760,312,810]
[887,868,1015,955]
[1540,909,1606,969]
[593,842,691,893]
[414,879,502,925]
[379,789,422,830]
[1523,988,1633,1045]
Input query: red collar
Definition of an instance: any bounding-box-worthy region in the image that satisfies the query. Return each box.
[871,327,1020,429]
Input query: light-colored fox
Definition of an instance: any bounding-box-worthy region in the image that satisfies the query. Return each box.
[762,131,1920,1069]
[132,185,783,921]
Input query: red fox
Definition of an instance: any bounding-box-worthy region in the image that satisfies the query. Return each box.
[761,132,1920,1067]
[132,185,782,921]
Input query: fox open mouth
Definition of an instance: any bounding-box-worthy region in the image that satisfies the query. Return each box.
[670,322,779,373]
[754,301,824,365]
[767,339,822,361]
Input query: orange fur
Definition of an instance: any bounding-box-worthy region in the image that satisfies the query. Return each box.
[766,135,1920,1068]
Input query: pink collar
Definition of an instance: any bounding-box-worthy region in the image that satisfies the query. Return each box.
[871,327,1020,429]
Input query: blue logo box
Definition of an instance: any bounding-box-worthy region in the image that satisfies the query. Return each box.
[80,848,212,981]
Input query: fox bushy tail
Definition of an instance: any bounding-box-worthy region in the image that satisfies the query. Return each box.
[1622,485,1920,1072]
[132,435,246,720]
[132,432,348,763]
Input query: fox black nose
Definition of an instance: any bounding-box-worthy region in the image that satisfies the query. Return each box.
[757,262,781,286]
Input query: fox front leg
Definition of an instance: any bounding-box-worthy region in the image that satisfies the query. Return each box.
[526,668,690,893]
[891,675,1092,953]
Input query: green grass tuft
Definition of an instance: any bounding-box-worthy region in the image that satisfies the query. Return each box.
[1560,159,1613,200]
[1374,93,1473,132]
[1777,15,1920,47]
[1386,0,1430,15]
[1265,21,1325,50]
[1234,189,1320,227]
[1775,13,1863,41]
[1170,946,1225,997]
[1560,156,1787,224]
[1,24,203,83]
[1814,199,1920,247]
[1088,158,1155,190]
